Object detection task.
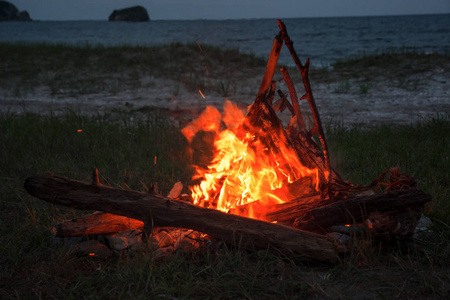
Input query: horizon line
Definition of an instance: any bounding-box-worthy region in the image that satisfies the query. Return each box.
[24,12,450,22]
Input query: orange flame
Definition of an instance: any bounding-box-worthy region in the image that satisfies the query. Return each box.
[183,100,320,220]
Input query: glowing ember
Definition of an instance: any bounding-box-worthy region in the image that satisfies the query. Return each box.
[183,100,320,220]
[196,40,203,51]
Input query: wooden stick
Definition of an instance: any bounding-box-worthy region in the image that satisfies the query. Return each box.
[243,31,284,132]
[280,65,306,131]
[24,174,346,263]
[254,32,284,106]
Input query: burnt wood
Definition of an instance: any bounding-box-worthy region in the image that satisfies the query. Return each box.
[294,188,431,234]
[56,212,144,237]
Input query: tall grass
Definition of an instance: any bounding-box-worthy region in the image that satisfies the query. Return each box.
[327,116,449,223]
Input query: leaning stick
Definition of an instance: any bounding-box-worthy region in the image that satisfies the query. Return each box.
[244,31,284,131]
[280,65,306,131]
[254,32,284,106]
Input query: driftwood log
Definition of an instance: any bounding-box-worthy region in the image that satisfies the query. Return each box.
[53,187,431,239]
[24,174,346,263]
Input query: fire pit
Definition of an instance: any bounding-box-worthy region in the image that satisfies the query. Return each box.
[24,20,431,263]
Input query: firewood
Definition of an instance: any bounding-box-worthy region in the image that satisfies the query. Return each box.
[227,177,320,222]
[294,188,431,234]
[280,65,306,131]
[263,192,323,224]
[55,211,144,237]
[253,32,283,108]
[277,20,332,189]
[243,31,283,131]
[24,174,346,263]
[237,20,340,191]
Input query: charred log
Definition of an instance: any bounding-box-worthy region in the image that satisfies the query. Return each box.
[293,188,431,234]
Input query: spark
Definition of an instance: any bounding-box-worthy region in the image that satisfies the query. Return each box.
[196,41,203,51]
[77,129,83,132]
[199,90,206,99]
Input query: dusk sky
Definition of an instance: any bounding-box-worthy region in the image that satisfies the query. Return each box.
[12,0,450,21]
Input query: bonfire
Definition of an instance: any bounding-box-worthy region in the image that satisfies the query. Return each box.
[24,20,430,263]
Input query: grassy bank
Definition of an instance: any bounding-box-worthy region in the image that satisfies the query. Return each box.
[0,42,266,98]
[3,43,449,99]
[1,112,449,298]
[311,50,450,95]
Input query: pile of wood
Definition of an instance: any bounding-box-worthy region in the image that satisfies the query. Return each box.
[24,20,431,263]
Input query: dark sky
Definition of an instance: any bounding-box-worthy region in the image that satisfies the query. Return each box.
[13,0,450,20]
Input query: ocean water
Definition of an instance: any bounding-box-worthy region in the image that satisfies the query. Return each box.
[1,14,449,67]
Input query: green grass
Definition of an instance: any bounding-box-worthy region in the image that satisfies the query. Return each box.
[1,111,449,299]
[326,117,450,223]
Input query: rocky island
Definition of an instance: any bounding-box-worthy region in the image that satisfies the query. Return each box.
[0,0,31,21]
[108,6,149,22]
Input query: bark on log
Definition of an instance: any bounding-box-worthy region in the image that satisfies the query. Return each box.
[24,174,345,263]
[56,211,144,237]
[294,188,431,234]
